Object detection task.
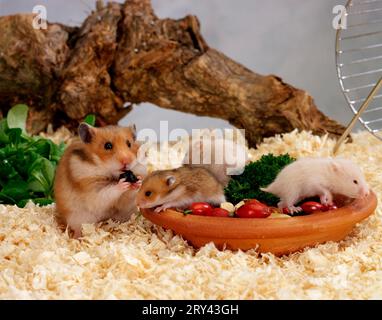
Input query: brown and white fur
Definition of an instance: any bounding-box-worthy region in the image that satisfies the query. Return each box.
[54,123,147,238]
[261,157,370,213]
[136,166,226,212]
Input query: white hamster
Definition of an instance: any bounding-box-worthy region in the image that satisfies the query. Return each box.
[261,157,369,213]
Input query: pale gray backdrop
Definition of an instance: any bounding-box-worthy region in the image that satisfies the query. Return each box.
[1,0,356,140]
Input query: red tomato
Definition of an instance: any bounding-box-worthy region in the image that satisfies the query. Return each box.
[245,199,269,208]
[300,201,323,214]
[282,207,291,215]
[189,202,213,216]
[207,208,231,217]
[191,209,207,216]
[323,204,338,211]
[236,203,271,218]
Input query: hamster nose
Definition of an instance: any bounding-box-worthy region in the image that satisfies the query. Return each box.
[360,187,369,197]
[120,157,132,167]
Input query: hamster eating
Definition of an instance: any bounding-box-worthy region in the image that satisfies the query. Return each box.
[54,123,147,238]
[261,157,369,213]
[136,166,226,212]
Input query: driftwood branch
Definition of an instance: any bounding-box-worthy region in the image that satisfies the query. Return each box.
[0,0,346,146]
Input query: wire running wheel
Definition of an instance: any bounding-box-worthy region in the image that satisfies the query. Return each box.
[335,0,382,153]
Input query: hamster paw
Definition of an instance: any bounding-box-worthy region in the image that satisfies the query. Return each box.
[154,203,174,212]
[320,195,333,206]
[117,179,141,191]
[287,206,302,214]
[118,179,131,190]
[131,179,142,189]
[154,205,167,213]
[135,177,143,187]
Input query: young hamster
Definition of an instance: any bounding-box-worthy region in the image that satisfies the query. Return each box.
[261,157,369,213]
[182,132,248,187]
[54,123,147,238]
[136,166,226,212]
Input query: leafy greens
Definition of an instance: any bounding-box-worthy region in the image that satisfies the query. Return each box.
[0,105,66,207]
[224,153,296,206]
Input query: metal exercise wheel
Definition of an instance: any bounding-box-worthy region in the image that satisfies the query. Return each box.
[334,0,382,153]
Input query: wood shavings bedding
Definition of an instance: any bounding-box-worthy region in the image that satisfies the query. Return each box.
[1,130,382,299]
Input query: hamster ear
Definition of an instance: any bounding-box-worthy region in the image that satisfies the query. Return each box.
[78,123,94,144]
[166,176,176,187]
[331,161,342,173]
[129,124,137,140]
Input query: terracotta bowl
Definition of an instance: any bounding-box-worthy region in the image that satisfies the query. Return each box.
[141,191,378,256]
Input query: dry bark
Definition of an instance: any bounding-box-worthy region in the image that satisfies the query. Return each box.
[0,0,346,146]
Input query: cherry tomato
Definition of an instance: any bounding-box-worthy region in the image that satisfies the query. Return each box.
[323,204,338,211]
[236,203,271,218]
[300,201,323,214]
[191,209,206,216]
[246,199,269,207]
[245,199,262,205]
[188,202,213,216]
[282,207,291,215]
[207,208,231,217]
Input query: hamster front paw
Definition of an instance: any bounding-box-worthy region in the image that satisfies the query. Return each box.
[154,206,165,213]
[117,178,142,191]
[320,192,333,206]
[287,206,302,214]
[154,204,170,213]
[133,177,143,189]
[117,179,132,191]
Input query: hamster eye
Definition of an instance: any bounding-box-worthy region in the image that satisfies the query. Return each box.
[145,191,152,197]
[126,140,131,148]
[353,180,358,184]
[104,142,113,150]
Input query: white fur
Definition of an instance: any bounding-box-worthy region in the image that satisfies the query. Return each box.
[261,157,369,213]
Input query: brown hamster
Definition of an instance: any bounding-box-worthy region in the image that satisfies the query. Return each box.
[54,123,147,238]
[136,166,226,212]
